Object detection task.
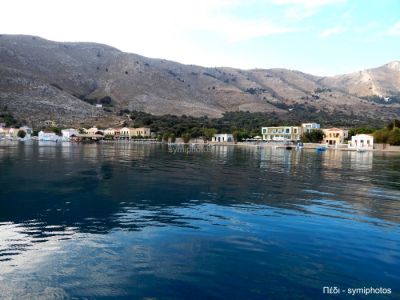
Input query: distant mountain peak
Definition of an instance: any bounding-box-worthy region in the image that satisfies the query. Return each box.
[386,61,400,70]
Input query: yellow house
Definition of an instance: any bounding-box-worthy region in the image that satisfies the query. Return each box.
[261,126,302,141]
[120,127,151,138]
[133,127,151,137]
[104,128,121,137]
[323,128,349,145]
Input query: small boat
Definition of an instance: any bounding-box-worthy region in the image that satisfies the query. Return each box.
[296,142,304,150]
[284,142,293,150]
[316,145,327,152]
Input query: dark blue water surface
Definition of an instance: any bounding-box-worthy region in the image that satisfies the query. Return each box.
[0,142,399,299]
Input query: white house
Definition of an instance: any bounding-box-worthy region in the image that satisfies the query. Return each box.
[301,123,320,133]
[38,131,60,142]
[212,134,234,143]
[348,134,374,150]
[61,128,79,140]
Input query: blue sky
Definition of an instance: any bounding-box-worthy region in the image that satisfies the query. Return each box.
[1,0,400,75]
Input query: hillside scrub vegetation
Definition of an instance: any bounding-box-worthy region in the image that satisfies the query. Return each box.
[126,110,385,140]
[373,120,400,145]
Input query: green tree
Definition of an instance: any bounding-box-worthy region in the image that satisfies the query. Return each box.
[51,127,62,136]
[387,120,400,131]
[232,130,239,143]
[203,128,217,141]
[348,126,376,140]
[301,129,324,143]
[373,129,389,144]
[387,128,400,145]
[170,133,176,143]
[162,133,170,143]
[181,133,191,143]
[17,130,26,138]
[374,120,400,145]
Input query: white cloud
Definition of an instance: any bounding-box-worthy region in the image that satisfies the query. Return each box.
[0,0,298,64]
[272,0,346,6]
[353,22,380,33]
[198,17,300,42]
[0,0,296,44]
[387,21,400,35]
[319,26,346,38]
[272,0,347,21]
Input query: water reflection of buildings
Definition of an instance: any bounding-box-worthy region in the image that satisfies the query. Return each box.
[321,150,344,170]
[259,147,303,172]
[211,145,230,159]
[59,142,155,162]
[319,149,373,171]
[348,151,373,171]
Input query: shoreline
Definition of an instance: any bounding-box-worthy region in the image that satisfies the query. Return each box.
[1,139,400,153]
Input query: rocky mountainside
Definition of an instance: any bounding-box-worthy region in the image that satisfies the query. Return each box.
[0,34,399,127]
[321,61,400,97]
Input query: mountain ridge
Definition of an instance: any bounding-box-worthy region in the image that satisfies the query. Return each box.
[0,34,399,127]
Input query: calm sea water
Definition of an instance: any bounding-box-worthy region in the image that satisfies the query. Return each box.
[0,142,399,299]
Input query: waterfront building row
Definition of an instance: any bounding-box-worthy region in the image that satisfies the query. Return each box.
[261,123,321,141]
[0,124,152,142]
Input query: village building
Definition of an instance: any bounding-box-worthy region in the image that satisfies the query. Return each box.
[104,128,121,137]
[348,134,374,150]
[119,127,151,139]
[212,134,234,142]
[301,123,320,133]
[61,128,79,139]
[38,131,59,142]
[261,126,302,141]
[0,127,12,138]
[87,127,103,135]
[44,120,57,127]
[1,128,20,138]
[0,127,8,137]
[323,128,349,145]
[134,127,151,137]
